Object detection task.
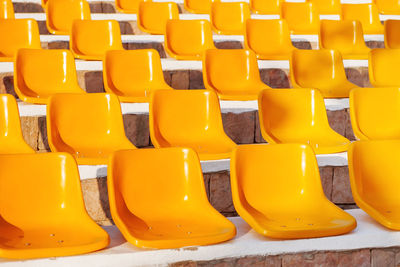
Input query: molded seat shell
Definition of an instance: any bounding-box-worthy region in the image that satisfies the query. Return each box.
[164,19,216,60]
[47,93,136,164]
[348,140,400,230]
[307,0,341,15]
[0,0,14,18]
[0,94,35,154]
[250,0,281,14]
[290,49,359,98]
[319,20,370,60]
[149,90,236,160]
[115,0,145,13]
[14,49,86,104]
[210,2,250,35]
[108,147,236,249]
[0,19,41,62]
[384,20,400,48]
[0,152,109,259]
[245,19,297,60]
[231,143,357,239]
[137,2,179,35]
[46,0,91,35]
[258,89,350,154]
[203,49,270,100]
[70,20,123,60]
[374,0,400,15]
[103,49,173,102]
[281,2,320,34]
[341,4,384,34]
[368,48,400,87]
[349,87,400,140]
[184,0,219,14]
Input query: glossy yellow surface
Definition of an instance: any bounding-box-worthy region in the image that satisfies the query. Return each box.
[115,0,145,13]
[137,2,179,35]
[231,143,357,239]
[14,49,86,104]
[245,19,297,60]
[281,2,320,34]
[374,0,400,14]
[0,152,109,259]
[0,94,34,154]
[0,19,41,62]
[108,148,236,248]
[349,87,400,140]
[0,0,14,19]
[46,0,90,35]
[258,89,350,154]
[70,19,123,60]
[184,0,219,14]
[203,49,270,100]
[290,49,359,98]
[149,90,236,160]
[250,0,281,14]
[341,4,384,34]
[210,2,250,35]
[47,93,136,165]
[319,20,370,60]
[307,0,341,14]
[348,140,400,230]
[164,19,215,60]
[103,49,173,102]
[384,20,400,48]
[368,49,400,87]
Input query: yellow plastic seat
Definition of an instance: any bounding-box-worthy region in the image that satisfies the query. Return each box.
[258,89,350,154]
[374,0,400,15]
[368,49,400,87]
[281,2,320,34]
[103,49,173,103]
[210,2,250,35]
[341,4,384,34]
[0,19,41,62]
[0,152,109,259]
[349,140,400,230]
[231,143,356,239]
[307,0,341,15]
[384,20,400,48]
[203,49,270,100]
[164,19,216,60]
[0,0,14,19]
[46,0,91,35]
[47,93,136,165]
[70,20,123,60]
[184,0,219,14]
[108,147,236,249]
[137,2,179,35]
[0,94,35,154]
[349,87,400,140]
[115,0,144,13]
[245,19,297,60]
[290,49,359,98]
[319,20,370,60]
[250,0,281,15]
[149,90,236,160]
[14,49,86,104]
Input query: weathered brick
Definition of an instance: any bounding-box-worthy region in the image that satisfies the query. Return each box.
[48,41,69,50]
[214,41,243,49]
[127,42,166,58]
[102,2,116,13]
[209,171,235,214]
[345,109,356,141]
[332,166,354,204]
[319,166,333,201]
[327,110,347,137]
[222,111,255,144]
[89,2,103,13]
[119,21,134,35]
[0,73,16,97]
[123,114,150,147]
[189,70,205,89]
[37,116,50,151]
[346,67,371,87]
[366,41,385,49]
[255,112,267,143]
[260,69,291,88]
[236,255,281,267]
[171,71,190,89]
[13,2,43,12]
[372,248,396,267]
[20,116,39,150]
[84,71,105,93]
[337,249,371,267]
[292,41,313,50]
[37,21,50,35]
[282,251,339,267]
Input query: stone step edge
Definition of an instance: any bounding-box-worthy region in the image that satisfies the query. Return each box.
[77,151,348,179]
[0,209,398,267]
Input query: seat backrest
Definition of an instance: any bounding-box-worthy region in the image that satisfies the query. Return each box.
[70,20,123,59]
[109,148,210,221]
[150,90,225,146]
[137,1,179,34]
[320,20,366,51]
[258,89,330,141]
[203,49,262,92]
[374,0,400,14]
[369,49,400,87]
[307,0,341,15]
[281,2,320,34]
[103,49,167,97]
[0,19,41,60]
[46,0,91,35]
[350,87,400,140]
[232,144,325,214]
[0,94,28,141]
[165,19,215,60]
[341,4,382,34]
[0,0,14,19]
[115,0,144,13]
[0,153,88,227]
[210,2,250,35]
[384,20,400,49]
[249,0,281,14]
[184,0,219,14]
